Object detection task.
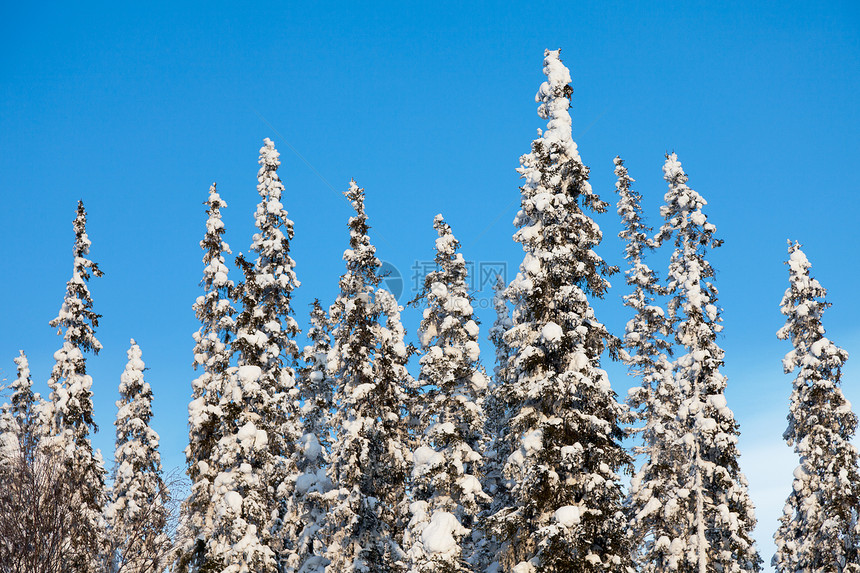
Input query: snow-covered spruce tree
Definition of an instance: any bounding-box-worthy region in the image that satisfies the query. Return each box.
[293,299,335,573]
[179,182,236,573]
[106,339,171,573]
[326,180,415,573]
[41,199,108,571]
[614,156,678,572]
[0,402,12,461]
[484,275,513,493]
[405,214,490,573]
[209,138,302,572]
[0,351,44,488]
[655,153,760,572]
[772,242,860,573]
[476,275,515,572]
[493,49,632,573]
[7,351,43,457]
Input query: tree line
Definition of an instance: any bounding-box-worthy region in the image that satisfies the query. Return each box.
[1,48,857,573]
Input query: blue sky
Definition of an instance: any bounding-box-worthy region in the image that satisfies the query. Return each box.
[1,1,858,567]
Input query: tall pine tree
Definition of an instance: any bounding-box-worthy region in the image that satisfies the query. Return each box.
[478,275,514,573]
[41,199,107,571]
[210,138,302,572]
[614,156,678,572]
[325,180,414,573]
[772,242,860,572]
[294,300,335,573]
[7,351,42,458]
[655,153,760,572]
[180,182,236,573]
[493,49,632,573]
[405,214,490,573]
[105,339,171,573]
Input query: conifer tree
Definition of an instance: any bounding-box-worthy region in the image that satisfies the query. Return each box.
[405,214,490,572]
[493,49,632,572]
[210,138,302,572]
[0,402,12,459]
[180,182,236,573]
[294,299,335,573]
[476,275,514,573]
[772,242,860,572]
[41,199,107,571]
[106,339,171,573]
[484,274,513,497]
[6,351,43,457]
[655,153,760,572]
[614,156,677,571]
[489,274,513,393]
[325,180,414,573]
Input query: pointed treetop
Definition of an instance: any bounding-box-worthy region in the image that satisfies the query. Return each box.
[777,239,848,384]
[50,200,103,354]
[234,137,300,371]
[338,179,380,297]
[193,182,234,368]
[11,351,35,405]
[780,241,823,308]
[260,137,281,167]
[249,138,295,261]
[345,179,373,248]
[196,182,233,316]
[203,183,230,256]
[8,350,39,443]
[346,178,364,208]
[615,155,655,264]
[429,213,469,289]
[73,200,95,260]
[535,48,579,163]
[119,339,146,394]
[658,153,720,247]
[513,49,614,307]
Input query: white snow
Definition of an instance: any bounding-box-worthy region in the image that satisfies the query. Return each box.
[237,365,262,384]
[224,490,242,514]
[541,321,563,343]
[464,319,480,338]
[421,511,468,555]
[413,445,444,478]
[554,505,581,527]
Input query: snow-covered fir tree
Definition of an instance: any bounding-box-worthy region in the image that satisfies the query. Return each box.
[613,156,678,572]
[405,214,490,573]
[484,275,513,490]
[293,299,335,573]
[210,138,302,572]
[0,351,40,466]
[179,182,237,573]
[655,153,760,572]
[325,180,415,573]
[493,49,632,572]
[41,199,108,571]
[772,242,860,572]
[106,339,171,573]
[489,274,513,395]
[477,275,514,572]
[6,351,43,457]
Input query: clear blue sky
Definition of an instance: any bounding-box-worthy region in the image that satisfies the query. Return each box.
[2,1,858,567]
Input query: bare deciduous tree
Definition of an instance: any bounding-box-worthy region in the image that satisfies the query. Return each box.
[0,444,101,573]
[0,441,183,573]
